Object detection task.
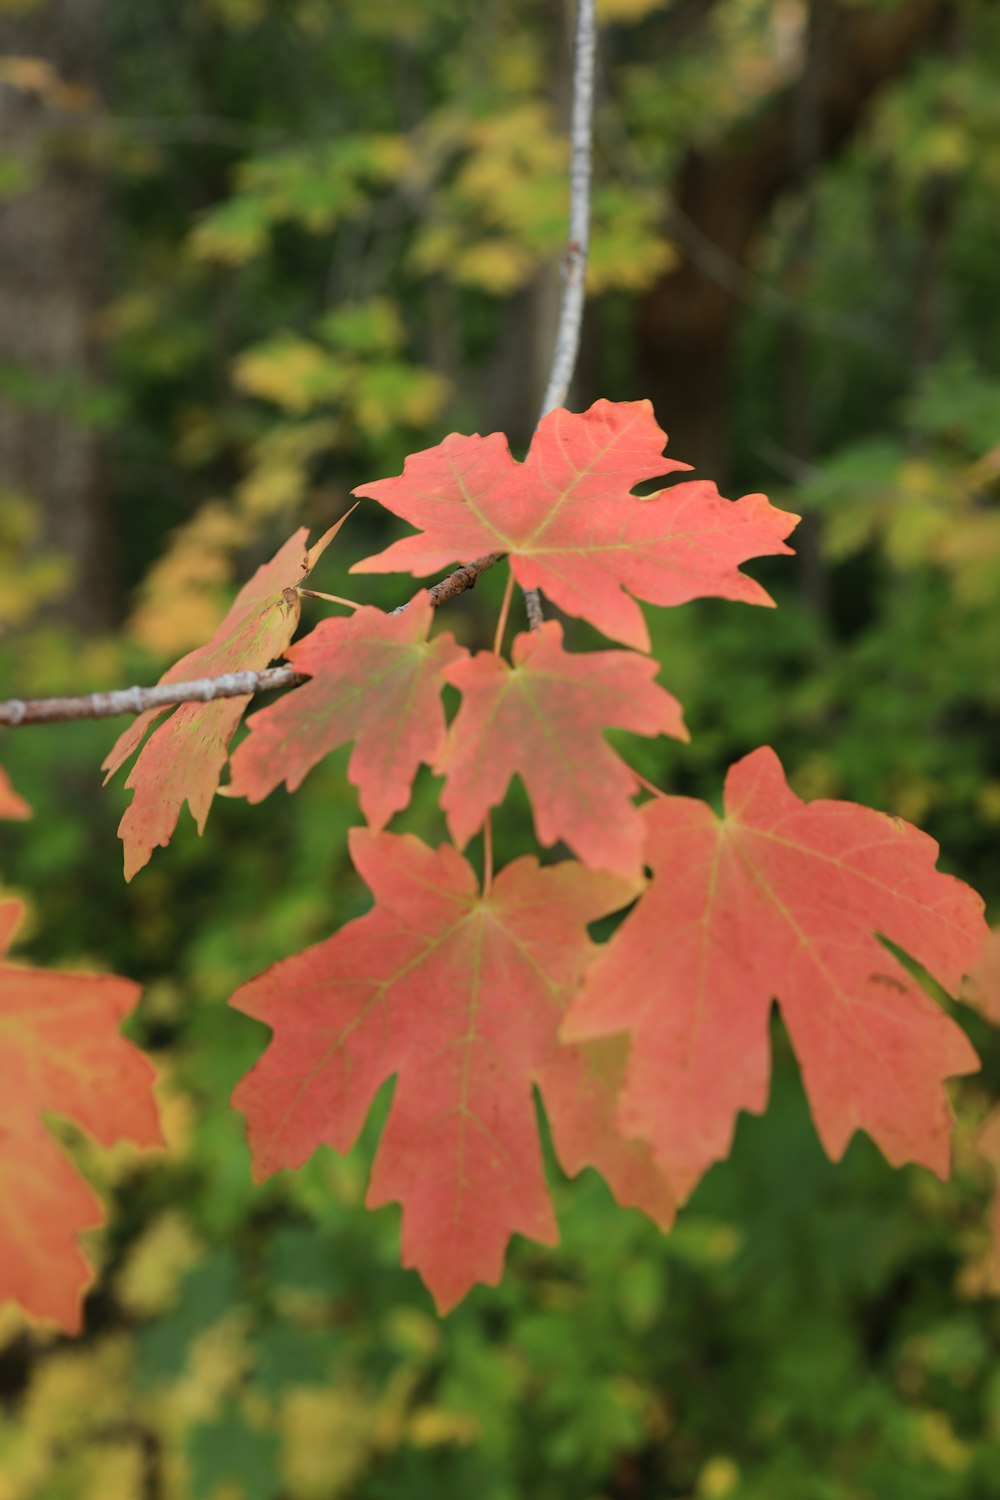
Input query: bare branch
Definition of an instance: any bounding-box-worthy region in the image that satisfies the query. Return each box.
[0,3,595,727]
[393,551,505,615]
[0,554,508,728]
[0,667,306,728]
[539,0,597,421]
[524,0,597,630]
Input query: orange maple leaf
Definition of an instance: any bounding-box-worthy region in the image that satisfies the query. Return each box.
[103,522,345,878]
[437,621,687,878]
[0,767,30,820]
[227,593,466,829]
[565,747,986,1198]
[352,399,798,651]
[231,832,672,1311]
[0,902,162,1330]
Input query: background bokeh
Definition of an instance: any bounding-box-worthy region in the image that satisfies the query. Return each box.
[2,1,1000,1495]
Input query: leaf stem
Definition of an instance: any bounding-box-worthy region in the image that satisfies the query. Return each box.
[482,814,494,896]
[0,666,307,727]
[297,588,363,609]
[493,569,515,656]
[632,768,666,800]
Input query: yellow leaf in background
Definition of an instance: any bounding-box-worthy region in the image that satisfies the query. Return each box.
[340,0,428,41]
[281,1386,379,1498]
[697,1455,742,1499]
[491,35,546,94]
[318,297,404,355]
[353,365,450,437]
[455,237,536,293]
[190,198,271,265]
[236,418,341,518]
[587,231,676,293]
[597,0,671,19]
[367,134,414,179]
[156,1314,252,1430]
[79,1442,146,1500]
[408,220,462,278]
[918,1409,973,1472]
[0,491,71,627]
[237,462,310,518]
[589,185,677,292]
[130,502,252,656]
[0,1303,32,1355]
[887,772,938,827]
[118,1214,203,1318]
[206,0,267,29]
[460,106,566,210]
[235,339,351,414]
[975,782,1000,825]
[384,1307,441,1360]
[22,1338,133,1446]
[407,1407,482,1448]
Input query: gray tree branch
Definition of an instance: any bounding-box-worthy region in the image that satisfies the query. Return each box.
[0,2,598,727]
[523,0,597,631]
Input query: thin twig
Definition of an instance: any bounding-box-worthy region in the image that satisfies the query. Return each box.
[493,569,515,655]
[389,552,504,616]
[0,667,306,728]
[538,0,597,421]
[523,0,597,630]
[0,553,507,728]
[0,6,595,730]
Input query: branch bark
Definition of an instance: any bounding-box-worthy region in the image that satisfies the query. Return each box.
[0,2,597,726]
[0,667,306,727]
[523,0,597,630]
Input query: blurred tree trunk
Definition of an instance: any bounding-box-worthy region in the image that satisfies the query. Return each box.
[637,0,952,481]
[0,0,112,632]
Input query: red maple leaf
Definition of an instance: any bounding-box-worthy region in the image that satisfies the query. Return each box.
[0,902,162,1330]
[0,767,30,820]
[352,399,798,651]
[437,621,687,877]
[103,522,344,879]
[231,832,672,1311]
[227,593,466,828]
[565,747,985,1199]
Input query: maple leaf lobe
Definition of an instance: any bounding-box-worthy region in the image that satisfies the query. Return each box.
[230,830,664,1311]
[565,746,985,1199]
[352,399,798,650]
[103,526,338,879]
[227,592,466,830]
[0,901,162,1330]
[0,767,30,820]
[438,620,687,877]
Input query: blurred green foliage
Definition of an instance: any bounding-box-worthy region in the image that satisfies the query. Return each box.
[2,0,1000,1496]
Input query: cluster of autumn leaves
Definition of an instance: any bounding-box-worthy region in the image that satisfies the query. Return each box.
[3,399,1000,1327]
